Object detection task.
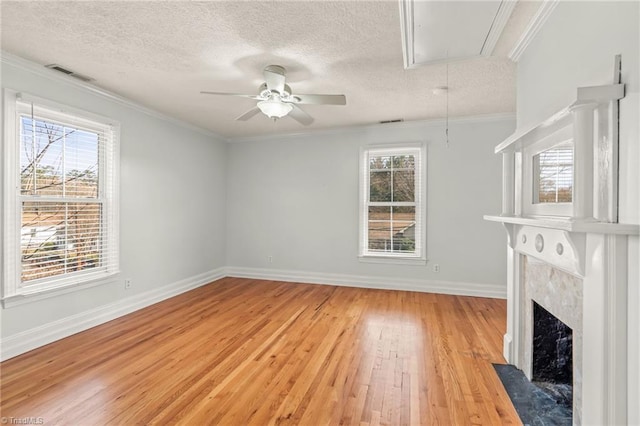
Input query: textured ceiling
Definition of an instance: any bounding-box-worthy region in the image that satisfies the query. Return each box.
[1,1,536,139]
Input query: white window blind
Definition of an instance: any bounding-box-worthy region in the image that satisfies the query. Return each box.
[359,145,425,261]
[3,91,119,300]
[534,147,573,204]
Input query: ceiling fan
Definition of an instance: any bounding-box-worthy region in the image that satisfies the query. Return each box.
[201,65,346,125]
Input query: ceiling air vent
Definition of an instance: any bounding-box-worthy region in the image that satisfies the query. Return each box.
[379,119,404,124]
[45,64,95,82]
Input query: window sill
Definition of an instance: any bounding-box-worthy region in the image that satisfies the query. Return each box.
[2,271,120,308]
[358,255,427,266]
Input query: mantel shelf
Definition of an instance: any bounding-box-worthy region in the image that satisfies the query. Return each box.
[484,214,639,235]
[495,83,625,154]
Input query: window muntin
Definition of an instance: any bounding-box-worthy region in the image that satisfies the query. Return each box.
[360,146,424,260]
[533,145,573,204]
[3,92,119,300]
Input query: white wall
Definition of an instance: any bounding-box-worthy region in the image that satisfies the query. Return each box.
[0,59,227,344]
[517,1,639,422]
[518,0,639,225]
[226,117,515,296]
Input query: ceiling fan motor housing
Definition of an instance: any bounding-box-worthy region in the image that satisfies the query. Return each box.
[258,83,292,98]
[264,64,286,77]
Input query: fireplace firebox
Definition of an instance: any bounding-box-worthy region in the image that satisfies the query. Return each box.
[532,301,573,410]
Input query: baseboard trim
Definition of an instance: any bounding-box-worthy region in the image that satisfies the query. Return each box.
[0,267,225,361]
[225,267,507,299]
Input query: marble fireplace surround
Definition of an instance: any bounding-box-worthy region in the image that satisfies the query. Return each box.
[517,243,583,424]
[522,247,583,423]
[485,80,639,424]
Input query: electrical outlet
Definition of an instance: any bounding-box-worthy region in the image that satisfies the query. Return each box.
[124,278,132,289]
[433,264,440,273]
[268,256,273,263]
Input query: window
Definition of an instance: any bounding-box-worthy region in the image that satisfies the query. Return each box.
[359,145,425,262]
[3,91,119,302]
[521,124,574,217]
[533,146,573,204]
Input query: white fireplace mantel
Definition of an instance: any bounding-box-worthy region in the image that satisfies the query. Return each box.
[484,214,639,236]
[485,80,638,425]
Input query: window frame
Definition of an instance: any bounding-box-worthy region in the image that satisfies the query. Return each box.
[358,143,427,264]
[2,89,120,306]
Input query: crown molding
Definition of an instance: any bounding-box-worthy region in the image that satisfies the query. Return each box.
[508,0,559,62]
[400,0,515,69]
[1,51,227,143]
[481,0,517,56]
[399,0,415,70]
[228,112,516,144]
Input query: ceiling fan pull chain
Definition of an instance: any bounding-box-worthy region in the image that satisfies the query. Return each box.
[446,49,450,148]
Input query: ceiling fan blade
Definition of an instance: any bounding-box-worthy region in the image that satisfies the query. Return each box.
[288,104,314,126]
[291,94,346,105]
[235,107,261,121]
[263,65,286,94]
[201,91,260,99]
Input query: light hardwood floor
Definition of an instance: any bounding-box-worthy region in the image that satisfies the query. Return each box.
[1,278,521,425]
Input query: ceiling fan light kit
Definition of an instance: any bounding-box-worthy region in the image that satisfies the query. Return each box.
[201,65,346,125]
[257,98,293,119]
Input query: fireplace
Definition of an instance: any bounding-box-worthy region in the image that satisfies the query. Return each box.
[484,78,638,423]
[521,254,582,422]
[532,301,573,411]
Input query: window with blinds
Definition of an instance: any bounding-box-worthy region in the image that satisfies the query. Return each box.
[3,92,119,299]
[534,146,573,204]
[359,145,425,261]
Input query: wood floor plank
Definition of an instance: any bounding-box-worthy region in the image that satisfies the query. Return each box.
[0,278,521,425]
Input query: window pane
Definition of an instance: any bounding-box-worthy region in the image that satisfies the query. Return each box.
[65,129,99,198]
[368,206,389,251]
[20,117,34,194]
[370,155,391,169]
[21,201,102,283]
[367,207,417,254]
[370,170,391,202]
[20,117,65,196]
[21,202,65,282]
[392,206,415,216]
[21,116,100,199]
[535,147,573,203]
[368,222,391,251]
[66,202,102,272]
[392,207,416,253]
[392,155,414,169]
[393,170,415,201]
[368,206,390,220]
